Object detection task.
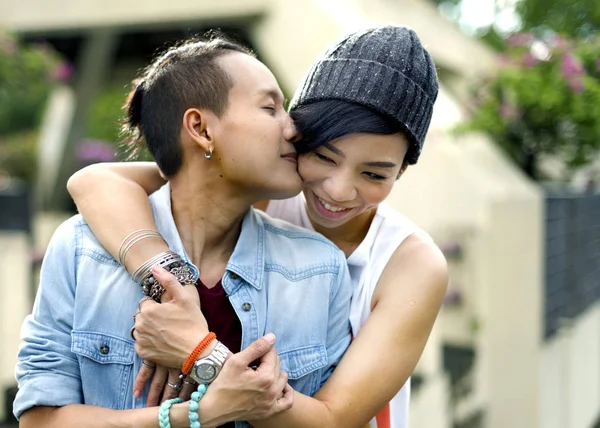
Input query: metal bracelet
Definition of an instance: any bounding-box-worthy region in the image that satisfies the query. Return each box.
[140,261,196,301]
[134,251,197,302]
[132,251,180,283]
[118,229,164,265]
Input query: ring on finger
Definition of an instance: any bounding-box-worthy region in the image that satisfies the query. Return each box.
[129,326,137,341]
[133,310,141,322]
[167,382,183,392]
[183,379,197,386]
[142,360,156,370]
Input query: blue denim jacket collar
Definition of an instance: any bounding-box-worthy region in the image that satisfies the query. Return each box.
[148,183,264,290]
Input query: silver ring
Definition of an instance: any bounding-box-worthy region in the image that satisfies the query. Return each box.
[142,360,156,370]
[130,326,136,341]
[183,379,196,385]
[167,382,182,392]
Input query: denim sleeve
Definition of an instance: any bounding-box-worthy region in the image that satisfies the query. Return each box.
[319,249,353,386]
[13,218,83,419]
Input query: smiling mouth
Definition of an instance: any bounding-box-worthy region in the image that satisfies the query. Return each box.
[314,194,352,215]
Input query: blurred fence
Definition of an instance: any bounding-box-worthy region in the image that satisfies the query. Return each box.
[545,190,600,338]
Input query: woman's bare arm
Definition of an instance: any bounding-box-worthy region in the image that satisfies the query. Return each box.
[66,162,168,273]
[251,234,448,428]
[21,401,192,428]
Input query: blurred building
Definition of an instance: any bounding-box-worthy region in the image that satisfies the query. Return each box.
[1,1,599,427]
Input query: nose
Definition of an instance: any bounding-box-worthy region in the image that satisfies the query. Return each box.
[322,173,357,203]
[282,113,299,143]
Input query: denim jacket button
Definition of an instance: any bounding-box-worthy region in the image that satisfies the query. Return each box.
[230,272,239,280]
[99,345,110,355]
[241,302,251,311]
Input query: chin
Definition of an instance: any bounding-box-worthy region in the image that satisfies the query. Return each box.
[267,178,303,201]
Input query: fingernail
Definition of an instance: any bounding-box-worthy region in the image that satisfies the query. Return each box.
[151,266,165,275]
[133,390,140,399]
[264,333,276,344]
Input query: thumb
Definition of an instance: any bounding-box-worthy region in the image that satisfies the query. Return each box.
[151,266,185,301]
[236,333,276,366]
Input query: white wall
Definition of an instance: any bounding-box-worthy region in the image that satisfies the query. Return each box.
[541,303,600,428]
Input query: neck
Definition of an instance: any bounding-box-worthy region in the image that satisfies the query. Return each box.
[311,208,377,257]
[169,168,256,281]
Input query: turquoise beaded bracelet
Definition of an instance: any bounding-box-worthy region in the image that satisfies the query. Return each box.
[189,384,208,428]
[159,397,183,428]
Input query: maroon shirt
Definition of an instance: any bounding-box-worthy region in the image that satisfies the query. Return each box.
[196,279,242,428]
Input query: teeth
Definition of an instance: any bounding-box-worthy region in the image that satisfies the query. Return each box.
[318,197,347,213]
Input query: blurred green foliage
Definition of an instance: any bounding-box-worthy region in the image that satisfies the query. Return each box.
[457,35,600,179]
[87,83,152,162]
[517,0,599,38]
[0,30,67,184]
[430,0,600,40]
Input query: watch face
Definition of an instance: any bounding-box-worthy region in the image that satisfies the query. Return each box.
[195,363,216,381]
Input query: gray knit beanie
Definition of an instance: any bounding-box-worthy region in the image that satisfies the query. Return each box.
[289,26,438,164]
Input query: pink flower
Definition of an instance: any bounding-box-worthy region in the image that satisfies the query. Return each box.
[50,63,73,82]
[521,52,538,67]
[561,53,584,78]
[508,32,535,47]
[549,34,569,51]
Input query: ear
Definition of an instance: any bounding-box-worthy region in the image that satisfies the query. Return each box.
[182,107,214,154]
[396,162,409,180]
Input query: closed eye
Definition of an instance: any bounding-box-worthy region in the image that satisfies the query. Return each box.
[314,152,335,164]
[262,106,276,115]
[362,172,388,181]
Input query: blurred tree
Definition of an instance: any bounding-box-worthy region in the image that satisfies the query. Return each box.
[456,35,600,179]
[0,30,68,184]
[517,0,599,38]
[430,0,600,44]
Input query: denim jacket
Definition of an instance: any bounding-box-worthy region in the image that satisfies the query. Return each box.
[14,184,352,427]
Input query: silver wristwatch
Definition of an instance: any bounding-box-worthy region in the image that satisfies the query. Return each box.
[188,341,229,384]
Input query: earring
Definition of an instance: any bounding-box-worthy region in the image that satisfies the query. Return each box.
[204,147,213,160]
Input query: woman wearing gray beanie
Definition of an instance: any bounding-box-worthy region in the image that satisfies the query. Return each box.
[68,26,447,428]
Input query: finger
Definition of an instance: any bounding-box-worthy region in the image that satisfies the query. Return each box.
[273,370,289,397]
[147,365,168,407]
[152,266,186,301]
[274,383,294,413]
[133,360,156,398]
[236,333,276,367]
[179,379,197,401]
[161,370,183,403]
[255,343,279,376]
[137,296,153,312]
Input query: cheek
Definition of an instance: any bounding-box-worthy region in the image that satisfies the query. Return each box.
[360,182,395,206]
[297,156,320,182]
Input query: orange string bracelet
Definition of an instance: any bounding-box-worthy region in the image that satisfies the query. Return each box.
[182,332,217,375]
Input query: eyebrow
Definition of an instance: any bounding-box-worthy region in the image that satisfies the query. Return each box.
[324,143,345,157]
[362,161,397,168]
[324,144,397,168]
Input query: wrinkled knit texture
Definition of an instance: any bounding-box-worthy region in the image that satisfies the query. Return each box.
[290,25,439,164]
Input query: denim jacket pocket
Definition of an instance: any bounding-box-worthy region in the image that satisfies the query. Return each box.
[279,344,327,396]
[71,331,135,409]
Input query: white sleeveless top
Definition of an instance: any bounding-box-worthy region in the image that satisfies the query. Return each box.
[267,193,425,428]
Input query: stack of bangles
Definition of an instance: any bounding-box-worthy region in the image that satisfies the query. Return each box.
[159,332,228,428]
[119,229,197,302]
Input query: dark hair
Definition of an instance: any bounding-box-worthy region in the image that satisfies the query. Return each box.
[123,33,254,177]
[290,100,411,168]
